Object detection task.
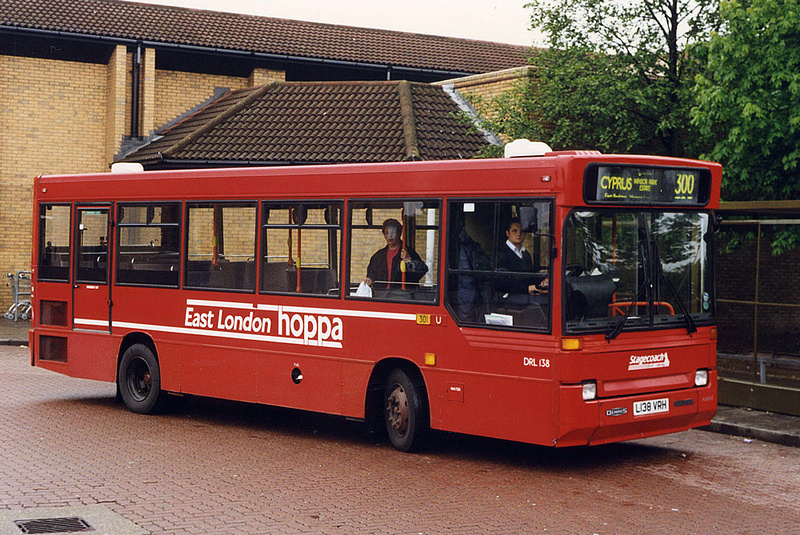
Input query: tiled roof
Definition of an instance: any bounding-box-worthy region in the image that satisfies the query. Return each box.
[120,81,493,167]
[1,0,530,75]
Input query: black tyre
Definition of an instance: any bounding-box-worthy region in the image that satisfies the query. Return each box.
[383,368,429,452]
[118,343,163,414]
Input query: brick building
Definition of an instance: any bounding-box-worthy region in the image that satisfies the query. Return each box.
[0,0,532,307]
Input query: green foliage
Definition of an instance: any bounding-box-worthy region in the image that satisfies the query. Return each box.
[770,227,800,255]
[692,0,800,201]
[719,225,800,256]
[715,229,756,255]
[474,0,718,157]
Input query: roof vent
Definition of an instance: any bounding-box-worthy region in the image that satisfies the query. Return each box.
[504,139,553,158]
[111,162,144,173]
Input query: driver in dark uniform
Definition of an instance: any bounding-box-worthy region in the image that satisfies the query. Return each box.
[497,219,548,295]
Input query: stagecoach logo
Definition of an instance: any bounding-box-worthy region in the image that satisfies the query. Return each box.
[628,351,670,371]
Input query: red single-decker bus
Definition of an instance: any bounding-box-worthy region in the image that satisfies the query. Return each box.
[31,148,720,451]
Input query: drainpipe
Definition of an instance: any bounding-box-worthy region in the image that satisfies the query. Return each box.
[131,42,142,138]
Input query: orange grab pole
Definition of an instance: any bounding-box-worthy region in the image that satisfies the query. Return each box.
[401,208,407,289]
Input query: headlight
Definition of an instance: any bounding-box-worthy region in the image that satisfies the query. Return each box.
[582,381,597,401]
[695,369,709,387]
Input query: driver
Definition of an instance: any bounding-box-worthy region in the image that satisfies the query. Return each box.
[497,219,548,295]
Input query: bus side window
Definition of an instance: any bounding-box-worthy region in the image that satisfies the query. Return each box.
[446,200,552,330]
[347,200,440,303]
[260,202,341,297]
[185,202,257,292]
[116,203,181,287]
[38,204,71,282]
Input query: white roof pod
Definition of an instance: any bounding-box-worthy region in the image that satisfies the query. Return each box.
[111,162,145,173]
[503,139,553,158]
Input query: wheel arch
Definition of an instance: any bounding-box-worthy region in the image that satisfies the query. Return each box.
[117,332,158,372]
[364,357,429,434]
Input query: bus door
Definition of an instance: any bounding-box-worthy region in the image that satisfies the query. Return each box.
[73,205,112,332]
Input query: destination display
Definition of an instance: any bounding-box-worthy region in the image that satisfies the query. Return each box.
[585,164,710,206]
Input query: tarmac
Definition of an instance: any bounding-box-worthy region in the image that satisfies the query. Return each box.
[3,317,799,449]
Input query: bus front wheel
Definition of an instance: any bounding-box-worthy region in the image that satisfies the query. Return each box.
[383,368,428,452]
[118,344,163,414]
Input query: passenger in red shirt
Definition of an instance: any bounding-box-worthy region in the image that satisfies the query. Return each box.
[364,218,428,289]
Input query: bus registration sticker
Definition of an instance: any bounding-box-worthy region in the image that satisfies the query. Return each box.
[633,398,669,416]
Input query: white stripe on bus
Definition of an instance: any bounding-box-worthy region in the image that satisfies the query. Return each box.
[74,318,110,327]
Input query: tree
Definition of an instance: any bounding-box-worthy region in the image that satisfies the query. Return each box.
[475,0,718,157]
[692,0,800,202]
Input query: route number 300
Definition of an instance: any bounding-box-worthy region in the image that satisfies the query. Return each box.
[675,173,695,195]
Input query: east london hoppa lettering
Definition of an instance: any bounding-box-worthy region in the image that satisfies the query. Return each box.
[184,303,343,345]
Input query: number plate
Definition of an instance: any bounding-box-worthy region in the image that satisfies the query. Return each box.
[633,397,669,416]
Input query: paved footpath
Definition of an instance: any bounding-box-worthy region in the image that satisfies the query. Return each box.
[2,344,800,534]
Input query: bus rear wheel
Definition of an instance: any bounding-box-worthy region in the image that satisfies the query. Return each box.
[383,368,428,452]
[118,344,163,414]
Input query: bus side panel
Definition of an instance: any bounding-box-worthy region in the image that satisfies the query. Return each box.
[169,340,346,413]
[426,371,556,445]
[33,331,118,383]
[423,330,559,446]
[341,360,374,418]
[149,340,182,394]
[67,332,118,382]
[33,279,119,383]
[112,287,349,413]
[169,338,261,402]
[111,287,184,394]
[255,352,344,414]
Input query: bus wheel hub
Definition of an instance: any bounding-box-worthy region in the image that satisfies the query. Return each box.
[386,385,409,437]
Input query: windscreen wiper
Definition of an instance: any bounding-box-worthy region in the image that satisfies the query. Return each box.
[607,224,651,341]
[651,234,697,335]
[660,272,697,335]
[606,278,649,341]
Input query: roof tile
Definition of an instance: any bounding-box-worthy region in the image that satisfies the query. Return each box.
[122,81,492,167]
[1,0,530,74]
